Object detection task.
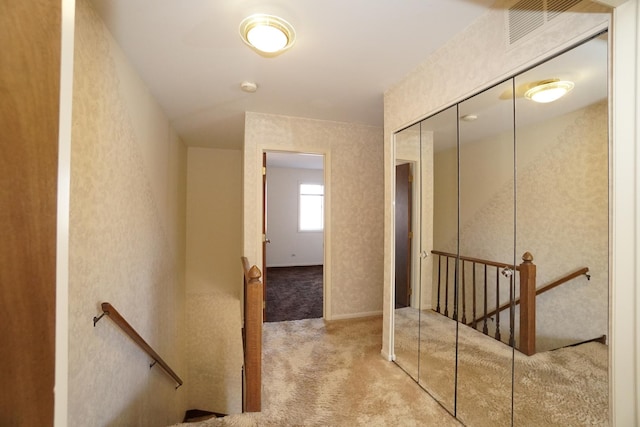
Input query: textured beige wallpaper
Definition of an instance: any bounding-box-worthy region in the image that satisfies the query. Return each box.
[185,148,244,414]
[244,113,384,318]
[515,101,608,350]
[68,1,187,425]
[186,148,242,298]
[383,0,610,358]
[185,292,243,414]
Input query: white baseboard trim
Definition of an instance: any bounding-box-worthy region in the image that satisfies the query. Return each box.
[329,310,383,321]
[380,348,395,362]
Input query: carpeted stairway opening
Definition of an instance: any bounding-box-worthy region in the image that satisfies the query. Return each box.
[182,409,223,423]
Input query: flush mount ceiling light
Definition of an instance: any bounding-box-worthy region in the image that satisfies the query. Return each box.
[240,81,258,93]
[239,14,296,57]
[524,79,575,103]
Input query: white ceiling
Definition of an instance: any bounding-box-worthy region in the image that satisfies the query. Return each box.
[89,0,496,150]
[266,152,324,170]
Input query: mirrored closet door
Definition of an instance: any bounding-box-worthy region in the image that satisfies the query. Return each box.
[393,122,421,381]
[512,32,609,425]
[417,105,459,414]
[456,79,516,426]
[393,31,609,427]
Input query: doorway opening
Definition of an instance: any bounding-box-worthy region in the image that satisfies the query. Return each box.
[395,162,413,309]
[263,151,325,322]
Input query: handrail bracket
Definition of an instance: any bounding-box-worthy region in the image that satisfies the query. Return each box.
[93,311,108,327]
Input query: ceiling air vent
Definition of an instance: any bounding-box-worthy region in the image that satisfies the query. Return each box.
[509,0,544,44]
[508,0,583,45]
[547,0,581,20]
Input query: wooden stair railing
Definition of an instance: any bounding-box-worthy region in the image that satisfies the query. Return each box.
[241,257,263,412]
[519,253,536,355]
[93,302,183,388]
[470,265,590,323]
[431,250,589,356]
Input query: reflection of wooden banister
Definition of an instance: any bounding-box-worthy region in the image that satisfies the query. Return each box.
[519,252,536,356]
[431,249,589,356]
[431,250,515,269]
[519,256,590,355]
[241,257,262,412]
[94,302,183,388]
[469,264,589,322]
[536,267,590,295]
[477,266,590,322]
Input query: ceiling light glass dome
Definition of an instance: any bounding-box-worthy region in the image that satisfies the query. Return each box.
[240,14,296,57]
[524,80,575,103]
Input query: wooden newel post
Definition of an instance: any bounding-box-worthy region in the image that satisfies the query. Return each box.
[244,264,263,412]
[519,252,536,356]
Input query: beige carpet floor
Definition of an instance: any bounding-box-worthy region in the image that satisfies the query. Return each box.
[394,307,609,426]
[172,316,462,427]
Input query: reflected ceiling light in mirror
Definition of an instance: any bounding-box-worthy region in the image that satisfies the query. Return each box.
[524,79,574,103]
[239,14,296,57]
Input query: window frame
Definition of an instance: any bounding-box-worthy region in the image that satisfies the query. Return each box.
[298,182,324,232]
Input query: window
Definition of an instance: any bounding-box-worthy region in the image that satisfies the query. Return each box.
[299,183,324,231]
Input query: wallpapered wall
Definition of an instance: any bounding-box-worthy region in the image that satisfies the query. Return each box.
[244,113,384,319]
[68,0,187,425]
[382,0,611,358]
[185,147,243,414]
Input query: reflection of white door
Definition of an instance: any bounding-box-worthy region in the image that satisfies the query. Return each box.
[419,134,434,312]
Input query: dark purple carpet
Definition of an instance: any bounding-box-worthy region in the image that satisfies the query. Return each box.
[265,265,323,322]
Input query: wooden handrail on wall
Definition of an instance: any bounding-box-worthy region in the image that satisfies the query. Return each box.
[93,302,183,388]
[241,257,263,413]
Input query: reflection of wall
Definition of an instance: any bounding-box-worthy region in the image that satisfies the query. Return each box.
[420,135,434,310]
[244,113,383,319]
[395,128,434,310]
[431,147,460,313]
[431,102,608,350]
[266,167,324,267]
[395,126,420,162]
[516,101,608,350]
[432,149,458,253]
[382,0,610,358]
[69,0,187,424]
